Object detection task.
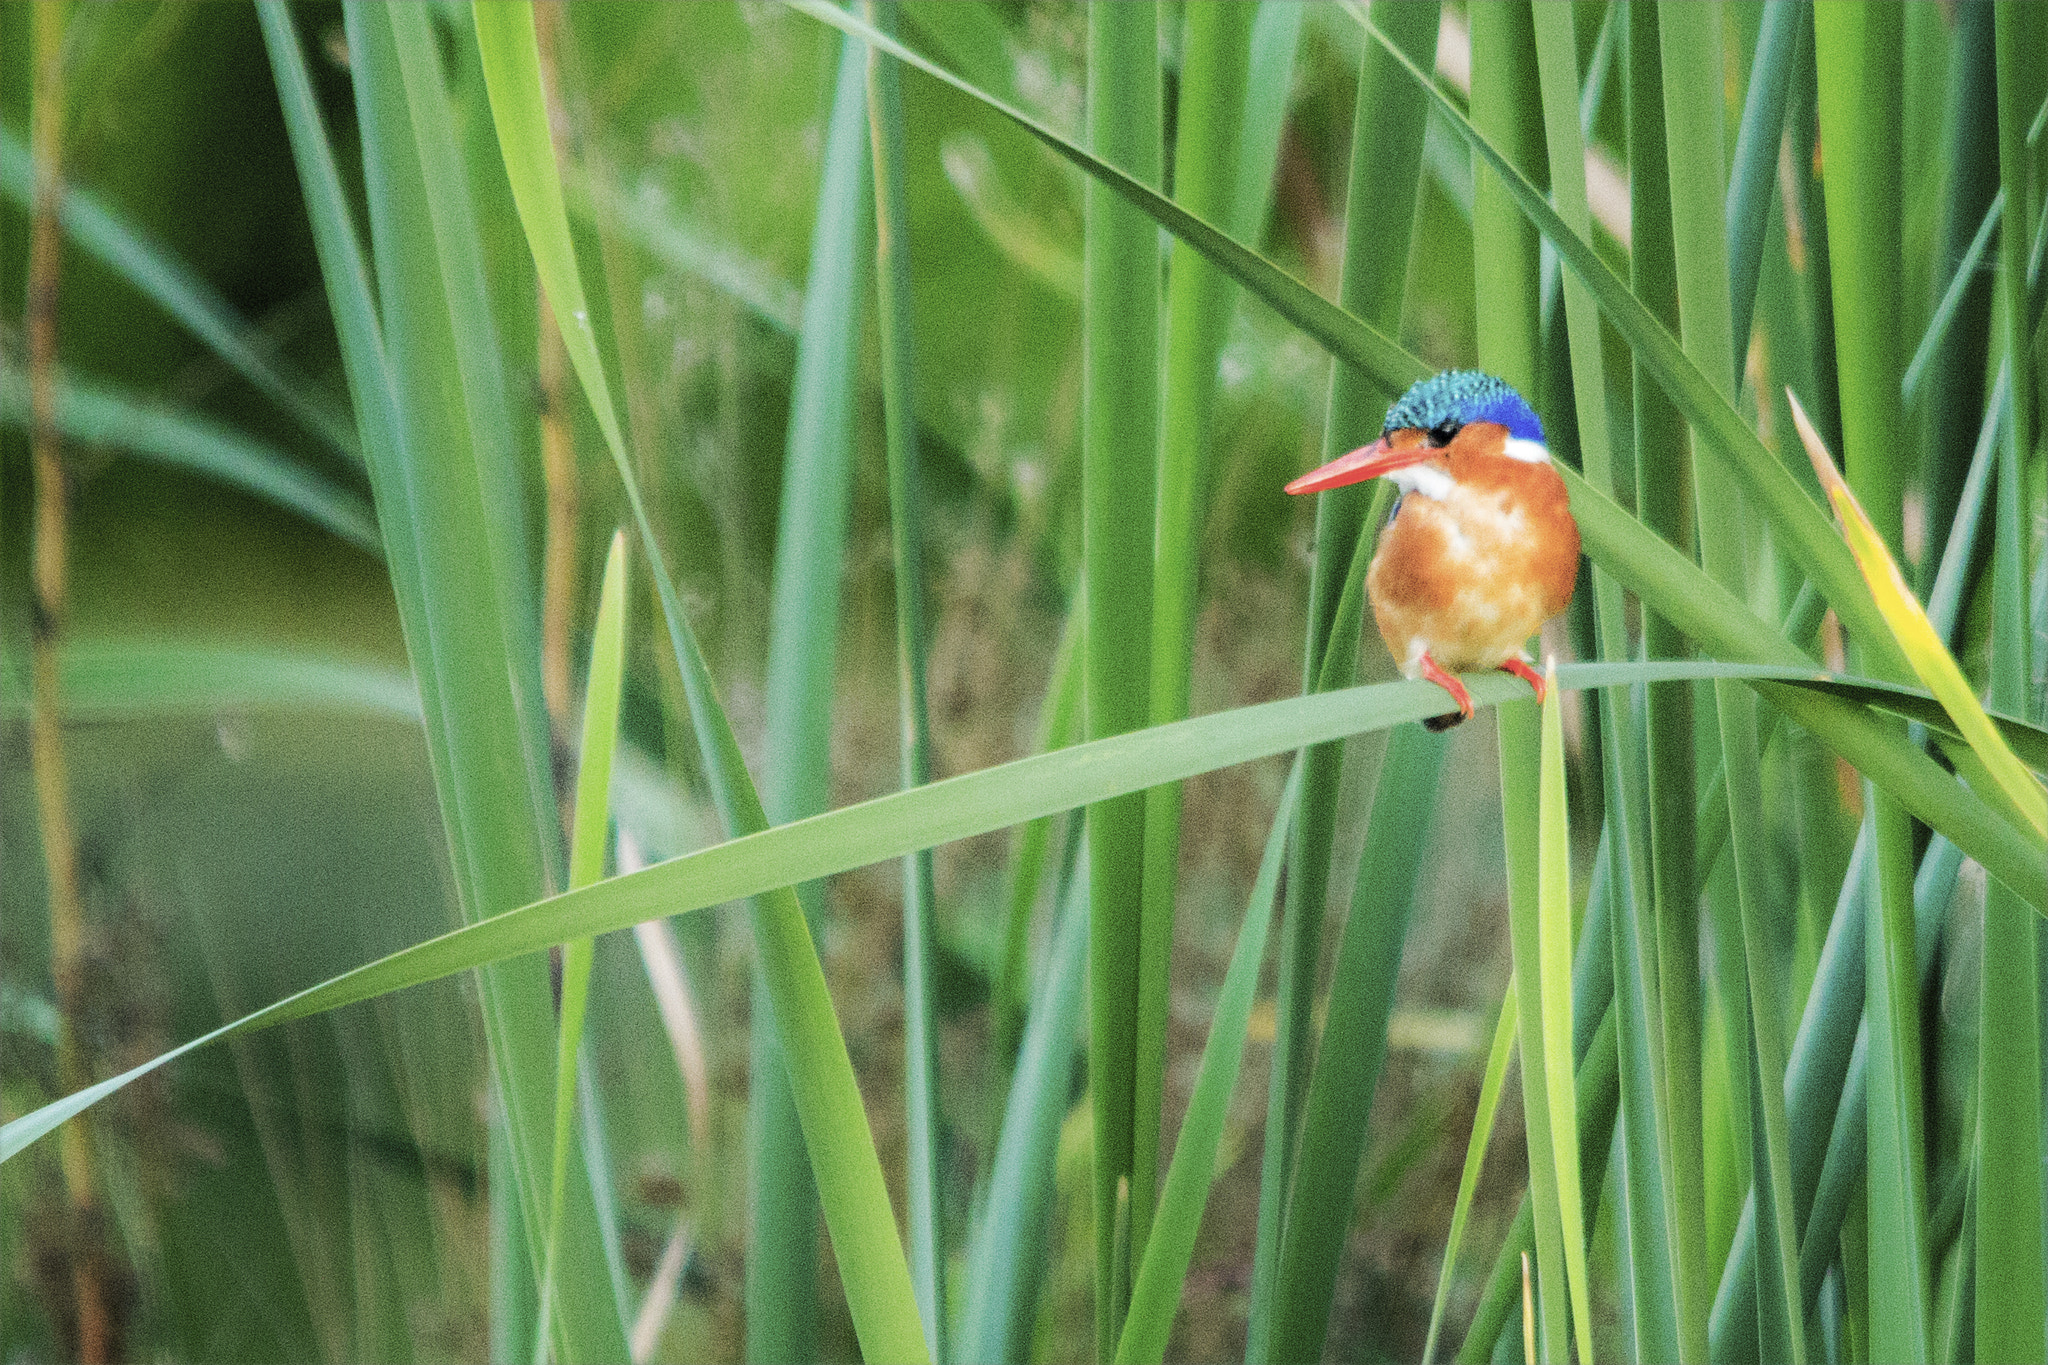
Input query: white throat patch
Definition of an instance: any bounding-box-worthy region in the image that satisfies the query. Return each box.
[1388,463,1457,501]
[1501,437,1551,464]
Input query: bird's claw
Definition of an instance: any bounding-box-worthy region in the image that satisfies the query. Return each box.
[1499,657,1545,703]
[1418,654,1476,731]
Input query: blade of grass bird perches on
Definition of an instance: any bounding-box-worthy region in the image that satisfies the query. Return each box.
[1536,661,1595,1365]
[8,660,2041,1170]
[468,8,929,1362]
[1787,390,2047,841]
[1423,976,1519,1365]
[1115,762,1300,1365]
[535,531,628,1360]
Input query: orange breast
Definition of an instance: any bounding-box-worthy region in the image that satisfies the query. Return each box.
[1364,424,1579,677]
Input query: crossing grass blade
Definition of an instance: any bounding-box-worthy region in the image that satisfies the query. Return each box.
[1115,763,1299,1365]
[990,604,1084,1076]
[536,530,628,1360]
[1902,193,2001,406]
[469,8,930,1360]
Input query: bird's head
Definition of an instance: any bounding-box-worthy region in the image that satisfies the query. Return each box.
[1285,370,1548,497]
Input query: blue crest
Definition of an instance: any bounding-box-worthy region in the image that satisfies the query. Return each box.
[1381,370,1544,443]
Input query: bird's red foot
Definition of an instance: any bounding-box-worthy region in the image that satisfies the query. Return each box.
[1418,653,1476,732]
[1499,657,1545,703]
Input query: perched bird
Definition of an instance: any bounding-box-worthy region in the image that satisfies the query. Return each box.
[1287,370,1579,731]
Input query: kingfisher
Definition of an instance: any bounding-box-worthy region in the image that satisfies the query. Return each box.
[1287,370,1579,731]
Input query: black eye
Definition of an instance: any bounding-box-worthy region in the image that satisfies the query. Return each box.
[1425,422,1460,448]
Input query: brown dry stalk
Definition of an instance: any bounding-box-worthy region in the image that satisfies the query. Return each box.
[534,0,579,780]
[27,2,112,1360]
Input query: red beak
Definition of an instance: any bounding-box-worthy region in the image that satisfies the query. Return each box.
[1284,435,1436,496]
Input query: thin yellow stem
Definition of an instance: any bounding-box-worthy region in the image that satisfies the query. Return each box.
[28,3,112,1360]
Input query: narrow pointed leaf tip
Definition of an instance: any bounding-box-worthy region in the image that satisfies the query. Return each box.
[1786,388,2046,842]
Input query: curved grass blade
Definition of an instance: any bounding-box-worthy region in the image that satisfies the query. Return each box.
[0,118,357,462]
[0,639,419,720]
[470,8,927,1360]
[535,530,628,1361]
[1423,976,1519,1365]
[1115,763,1300,1365]
[0,361,377,552]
